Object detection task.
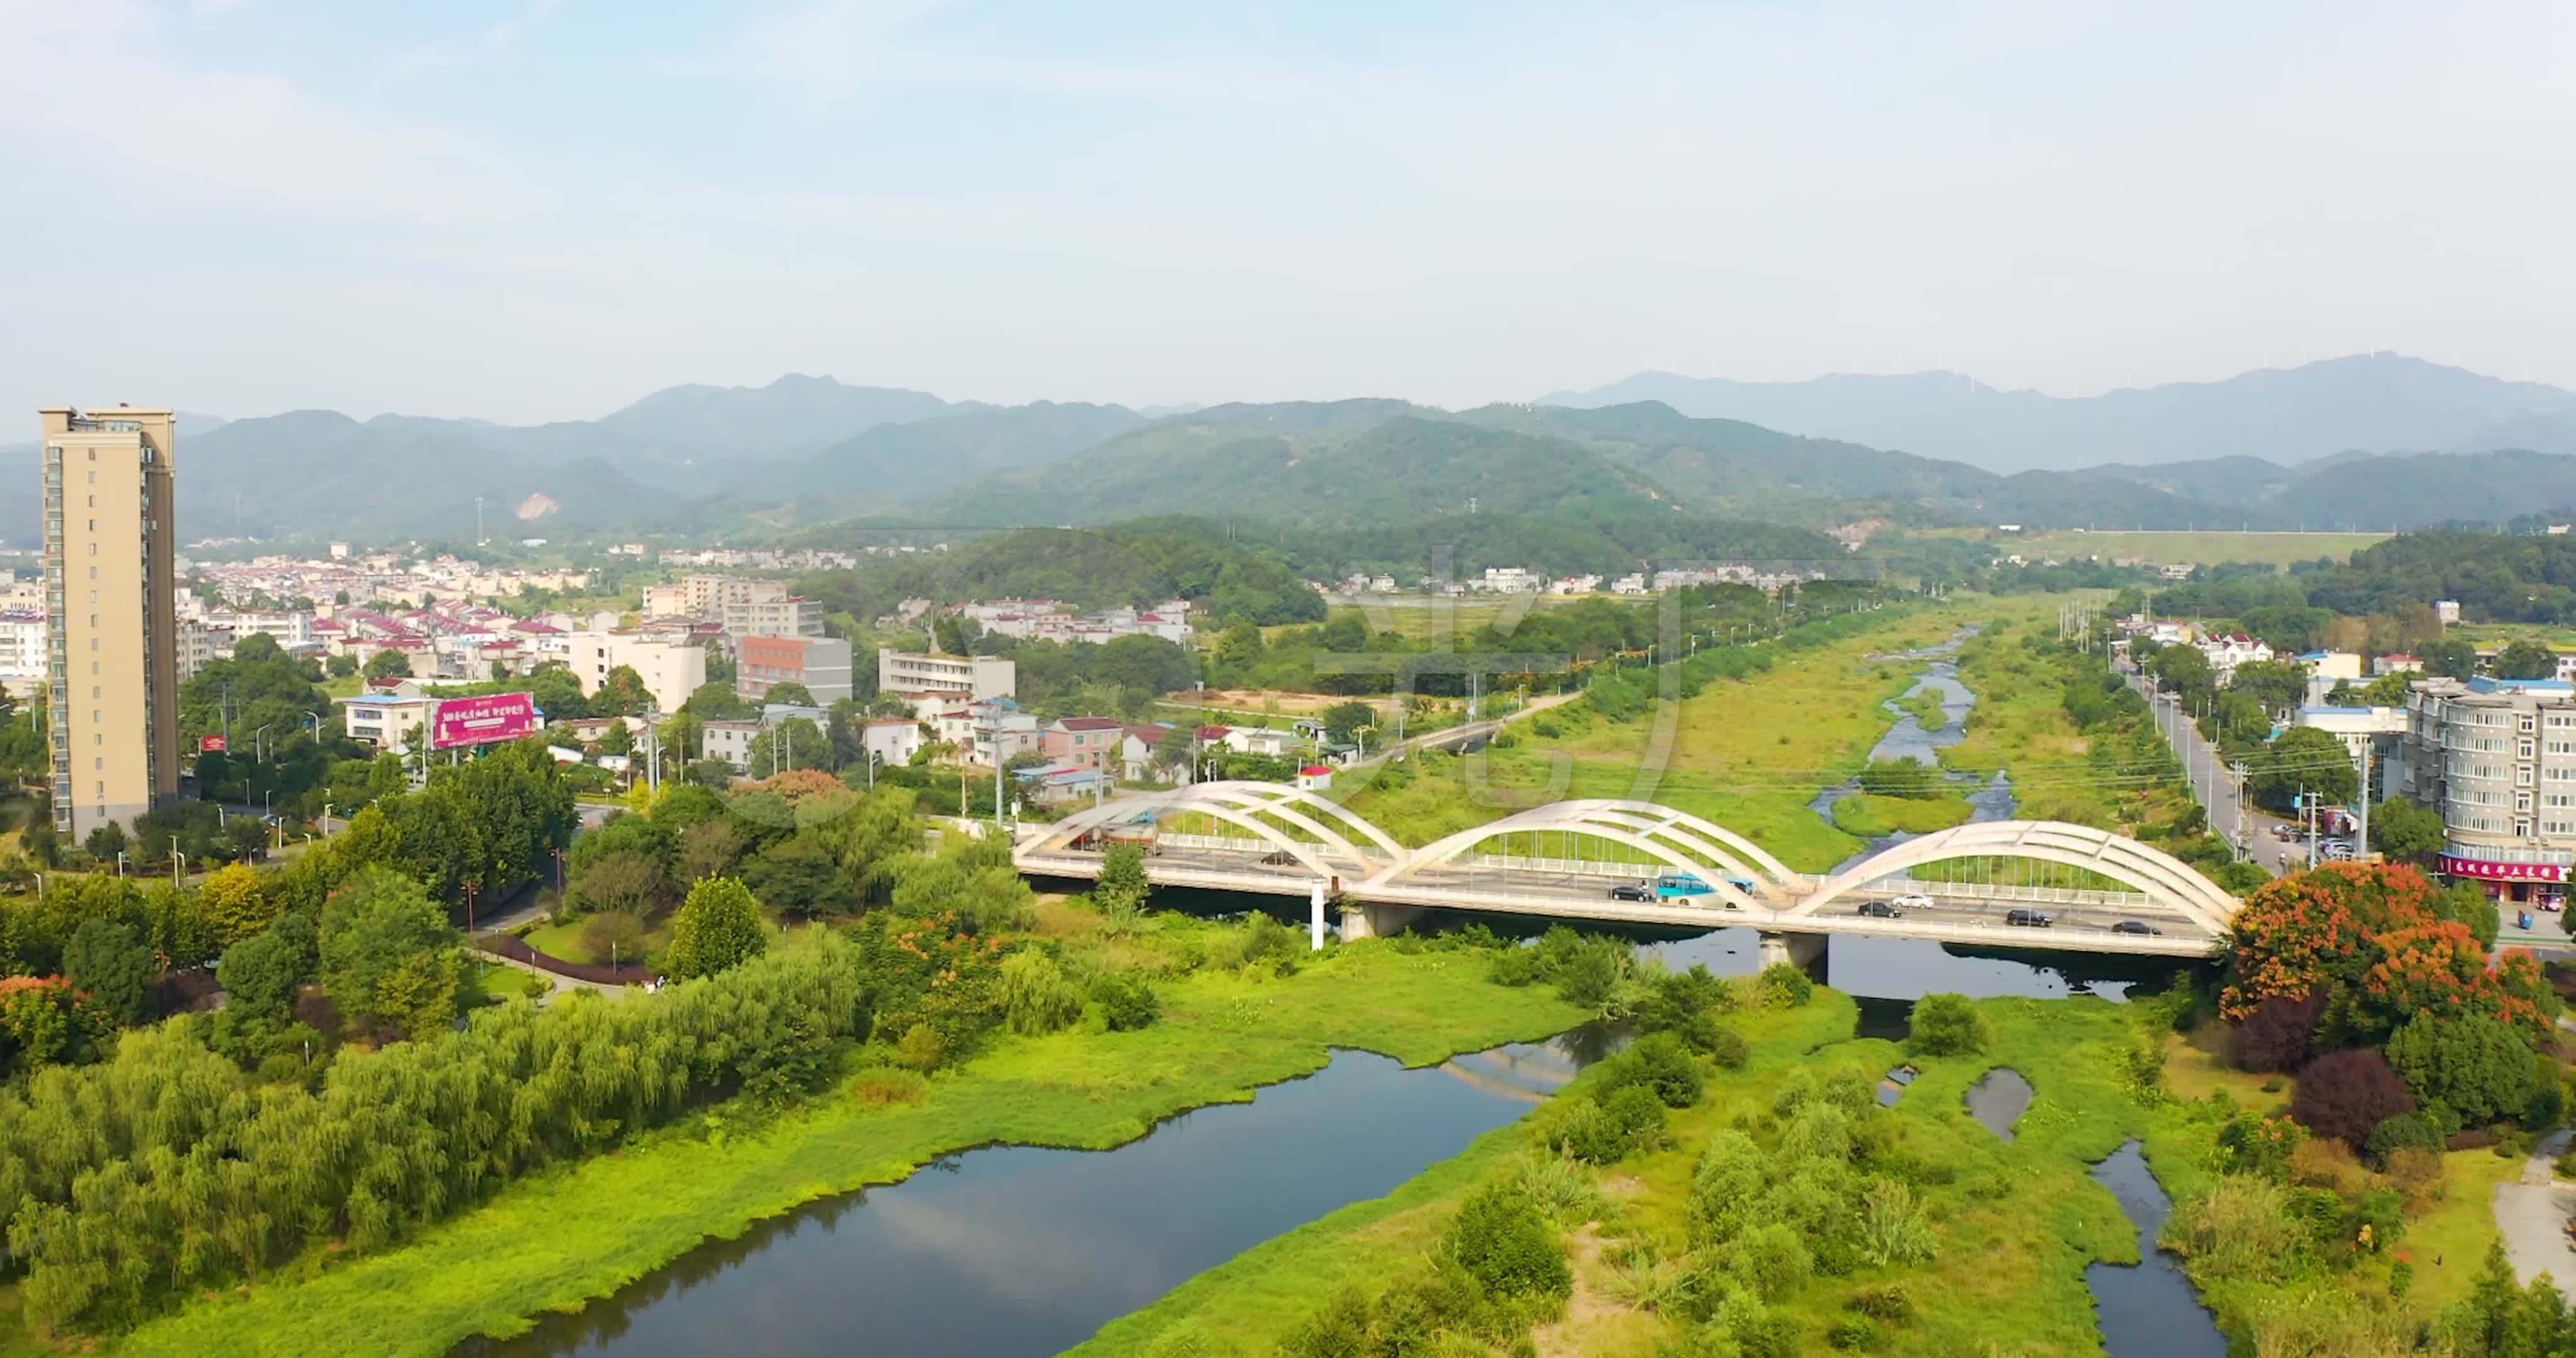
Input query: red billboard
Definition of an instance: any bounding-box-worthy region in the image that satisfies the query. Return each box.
[2438,853,2565,883]
[431,693,540,750]
[199,735,227,752]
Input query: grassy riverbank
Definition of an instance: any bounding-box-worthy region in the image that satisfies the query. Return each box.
[1079,980,2521,1355]
[102,936,1589,1358]
[1831,792,1974,838]
[1335,599,2051,874]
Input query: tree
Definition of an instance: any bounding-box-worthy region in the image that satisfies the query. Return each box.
[198,862,279,946]
[1441,1183,1571,1301]
[763,681,816,707]
[675,817,748,885]
[2496,640,2559,680]
[740,833,856,920]
[745,718,828,778]
[2369,797,2445,865]
[684,681,753,720]
[216,914,319,1018]
[579,910,647,969]
[999,951,1082,1035]
[61,919,155,1027]
[2384,1012,2541,1127]
[2233,991,2326,1073]
[2250,726,2357,814]
[2150,643,2216,697]
[665,876,767,979]
[326,653,358,678]
[2423,637,2479,679]
[318,868,464,1037]
[2289,1047,2415,1151]
[569,851,667,917]
[1094,842,1151,924]
[82,822,127,864]
[1320,700,1377,745]
[1905,993,1987,1056]
[2228,660,2309,713]
[364,648,413,682]
[594,665,652,716]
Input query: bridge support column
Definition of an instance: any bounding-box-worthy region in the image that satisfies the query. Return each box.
[1309,880,1328,951]
[1757,930,1826,973]
[1339,901,1420,942]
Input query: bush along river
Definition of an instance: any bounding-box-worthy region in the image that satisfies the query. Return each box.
[457,1025,1623,1357]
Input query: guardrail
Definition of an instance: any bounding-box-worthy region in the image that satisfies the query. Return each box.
[1859,876,2153,910]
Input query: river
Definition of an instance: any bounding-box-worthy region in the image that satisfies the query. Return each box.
[463,627,2211,1356]
[458,1026,1617,1358]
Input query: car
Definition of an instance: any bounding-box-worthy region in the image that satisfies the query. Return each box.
[1889,892,1935,911]
[2321,840,2356,861]
[2004,908,2054,928]
[2111,920,2162,936]
[1607,882,1653,902]
[1857,898,1903,918]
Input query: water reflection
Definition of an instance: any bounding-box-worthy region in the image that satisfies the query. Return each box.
[1963,1068,2035,1140]
[2085,1139,2226,1358]
[461,1034,1620,1358]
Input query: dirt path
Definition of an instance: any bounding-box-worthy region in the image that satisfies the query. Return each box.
[2496,1127,2576,1285]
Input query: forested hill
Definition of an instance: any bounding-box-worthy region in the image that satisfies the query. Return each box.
[788,521,1331,629]
[896,408,1846,575]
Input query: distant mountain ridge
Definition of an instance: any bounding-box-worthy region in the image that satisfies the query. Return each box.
[1540,353,2576,473]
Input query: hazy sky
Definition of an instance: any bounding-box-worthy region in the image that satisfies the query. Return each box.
[9,0,2575,425]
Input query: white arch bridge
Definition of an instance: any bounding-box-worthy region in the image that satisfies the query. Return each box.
[1013,781,2236,960]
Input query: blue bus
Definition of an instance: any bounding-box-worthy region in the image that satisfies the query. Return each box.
[1655,873,1757,902]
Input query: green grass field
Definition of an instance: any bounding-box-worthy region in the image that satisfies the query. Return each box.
[1333,596,2061,873]
[1831,792,1974,838]
[104,938,1589,1358]
[1957,528,2389,569]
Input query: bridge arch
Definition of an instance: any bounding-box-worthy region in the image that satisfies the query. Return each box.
[1023,781,1405,878]
[1791,820,2240,934]
[1370,800,1774,913]
[1028,791,1350,880]
[1182,780,1409,864]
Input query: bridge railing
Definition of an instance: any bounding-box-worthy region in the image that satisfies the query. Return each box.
[1857,875,2154,911]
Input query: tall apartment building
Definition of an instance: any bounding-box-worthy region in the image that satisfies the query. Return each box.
[736,634,853,705]
[561,631,708,714]
[2391,675,2576,908]
[37,406,180,839]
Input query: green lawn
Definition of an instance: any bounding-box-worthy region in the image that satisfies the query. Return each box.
[1831,792,1974,837]
[106,941,1591,1358]
[1947,528,2390,568]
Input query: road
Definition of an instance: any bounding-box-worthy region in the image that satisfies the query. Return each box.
[1099,839,2216,950]
[2121,666,2287,874]
[2497,1127,2576,1286]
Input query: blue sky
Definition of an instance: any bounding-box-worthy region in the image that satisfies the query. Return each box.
[8,0,2573,424]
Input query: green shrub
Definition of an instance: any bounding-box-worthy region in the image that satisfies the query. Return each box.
[1514,1153,1604,1226]
[892,1021,947,1072]
[1598,1032,1706,1109]
[519,973,553,1000]
[1904,993,1987,1056]
[1601,1083,1669,1153]
[2363,1108,2458,1168]
[1724,1222,1814,1301]
[1705,1025,1750,1071]
[1845,1282,1914,1322]
[1555,944,1622,1007]
[1548,1100,1633,1165]
[999,951,1084,1035]
[1444,1184,1572,1301]
[1278,1286,1372,1358]
[1757,963,1813,1007]
[852,1067,930,1107]
[1714,1288,1800,1358]
[1826,1316,1879,1350]
[1090,971,1161,1030]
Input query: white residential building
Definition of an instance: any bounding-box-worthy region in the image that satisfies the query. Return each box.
[879,650,1015,701]
[561,632,709,713]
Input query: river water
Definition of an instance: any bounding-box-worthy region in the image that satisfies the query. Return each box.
[462,628,2214,1356]
[460,1028,1615,1358]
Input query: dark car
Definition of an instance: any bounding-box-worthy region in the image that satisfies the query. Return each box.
[2111,919,2162,936]
[2004,908,2053,928]
[1607,882,1654,902]
[1856,899,1902,919]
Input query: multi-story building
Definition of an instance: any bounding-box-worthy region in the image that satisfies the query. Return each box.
[38,406,179,839]
[1041,716,1125,775]
[561,632,708,713]
[736,634,852,705]
[174,618,214,682]
[2392,676,2576,907]
[860,717,922,769]
[879,649,1014,702]
[722,594,825,640]
[0,610,47,690]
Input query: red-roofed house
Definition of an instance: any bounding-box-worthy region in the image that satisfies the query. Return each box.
[1296,764,1335,792]
[1043,716,1126,775]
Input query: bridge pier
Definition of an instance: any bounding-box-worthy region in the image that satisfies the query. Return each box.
[1339,900,1421,942]
[1309,880,1328,951]
[1757,930,1826,973]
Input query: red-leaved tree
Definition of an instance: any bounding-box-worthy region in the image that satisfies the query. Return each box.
[2289,1047,2416,1151]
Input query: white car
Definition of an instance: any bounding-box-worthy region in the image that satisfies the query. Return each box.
[1889,892,1935,911]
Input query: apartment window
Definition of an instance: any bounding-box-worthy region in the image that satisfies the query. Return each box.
[85,470,93,484]
[2524,714,2540,732]
[2519,820,2534,838]
[92,757,100,769]
[2523,740,2538,760]
[86,566,95,580]
[2519,792,2533,812]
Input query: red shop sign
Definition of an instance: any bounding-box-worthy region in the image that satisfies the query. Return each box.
[2440,854,2566,883]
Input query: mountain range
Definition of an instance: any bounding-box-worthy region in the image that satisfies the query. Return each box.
[1540,353,2576,473]
[10,354,2576,549]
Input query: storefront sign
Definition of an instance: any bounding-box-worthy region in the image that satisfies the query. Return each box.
[2438,853,2566,883]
